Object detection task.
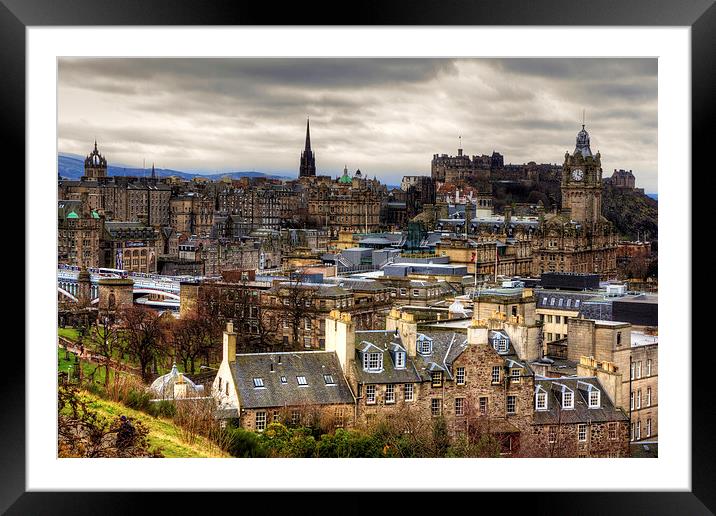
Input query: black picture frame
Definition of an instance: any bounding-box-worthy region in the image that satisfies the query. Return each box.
[4,0,712,513]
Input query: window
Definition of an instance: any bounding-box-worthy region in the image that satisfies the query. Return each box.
[637,389,641,409]
[630,392,634,410]
[577,423,587,442]
[589,389,600,408]
[323,374,335,385]
[647,359,652,376]
[608,422,617,440]
[366,385,376,404]
[305,318,312,330]
[631,423,635,441]
[631,362,635,380]
[297,376,308,386]
[455,398,465,416]
[511,368,520,383]
[225,383,229,396]
[412,289,420,297]
[506,396,516,414]
[385,384,395,404]
[280,376,287,384]
[456,367,465,385]
[547,315,553,323]
[273,411,280,423]
[291,410,300,425]
[636,421,641,440]
[431,371,443,387]
[647,387,652,407]
[536,391,547,410]
[491,366,501,384]
[637,362,642,379]
[304,336,312,348]
[253,378,264,388]
[395,352,405,369]
[562,390,574,409]
[647,418,652,438]
[616,332,622,346]
[418,338,432,355]
[255,411,267,432]
[363,352,383,371]
[479,397,488,415]
[404,383,414,402]
[431,398,442,417]
[548,425,557,443]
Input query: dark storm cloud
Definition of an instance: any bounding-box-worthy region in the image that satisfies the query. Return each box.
[58,58,658,191]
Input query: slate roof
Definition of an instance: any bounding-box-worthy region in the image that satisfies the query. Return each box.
[232,352,354,409]
[532,377,629,425]
[353,331,422,385]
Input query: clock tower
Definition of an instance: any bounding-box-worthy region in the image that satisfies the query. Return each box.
[561,125,603,227]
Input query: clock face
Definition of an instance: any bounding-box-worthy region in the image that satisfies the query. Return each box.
[571,169,584,181]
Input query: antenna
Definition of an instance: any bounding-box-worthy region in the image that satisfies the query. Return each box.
[582,109,586,128]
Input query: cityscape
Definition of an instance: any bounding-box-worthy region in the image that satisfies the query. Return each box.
[57,58,658,459]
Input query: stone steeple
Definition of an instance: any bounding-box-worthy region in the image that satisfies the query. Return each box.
[299,118,316,177]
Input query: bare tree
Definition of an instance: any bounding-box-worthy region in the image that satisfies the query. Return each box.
[273,272,319,350]
[119,306,170,381]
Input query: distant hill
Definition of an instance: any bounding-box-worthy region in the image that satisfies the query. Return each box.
[602,185,658,241]
[58,153,293,181]
[646,193,658,201]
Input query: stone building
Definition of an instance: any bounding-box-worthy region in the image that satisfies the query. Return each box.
[212,323,354,430]
[431,145,492,184]
[306,167,386,237]
[57,194,102,269]
[531,126,617,278]
[100,220,159,273]
[607,169,636,189]
[170,193,214,237]
[567,317,658,447]
[324,308,628,457]
[60,143,171,226]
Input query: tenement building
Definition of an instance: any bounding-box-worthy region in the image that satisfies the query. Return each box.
[306,167,386,237]
[57,193,102,269]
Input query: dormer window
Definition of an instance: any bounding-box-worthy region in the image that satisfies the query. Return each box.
[535,389,548,411]
[297,376,308,386]
[323,374,335,385]
[394,351,406,369]
[363,352,383,372]
[417,336,433,355]
[253,377,264,388]
[589,389,600,408]
[562,389,574,409]
[493,338,509,353]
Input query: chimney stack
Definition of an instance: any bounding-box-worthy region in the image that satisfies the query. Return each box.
[325,310,355,373]
[222,321,237,364]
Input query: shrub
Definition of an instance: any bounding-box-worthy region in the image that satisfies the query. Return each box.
[225,427,267,458]
[148,400,176,419]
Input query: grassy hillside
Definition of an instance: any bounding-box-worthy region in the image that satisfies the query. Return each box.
[80,391,230,458]
[601,185,658,240]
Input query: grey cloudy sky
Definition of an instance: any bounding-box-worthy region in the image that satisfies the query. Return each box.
[58,58,658,192]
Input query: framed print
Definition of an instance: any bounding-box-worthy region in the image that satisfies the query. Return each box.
[4,0,713,513]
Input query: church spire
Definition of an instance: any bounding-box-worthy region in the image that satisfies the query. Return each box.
[305,118,311,151]
[299,117,316,177]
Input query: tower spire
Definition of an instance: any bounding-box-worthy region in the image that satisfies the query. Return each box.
[305,117,311,151]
